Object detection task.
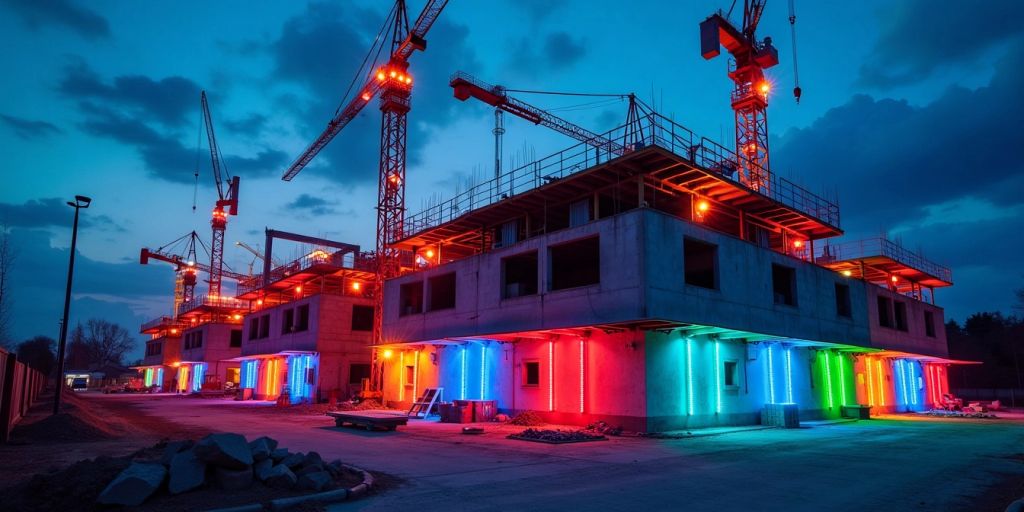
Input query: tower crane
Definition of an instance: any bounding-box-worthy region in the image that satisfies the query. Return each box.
[200,90,240,300]
[235,241,282,269]
[449,72,653,157]
[279,0,449,390]
[700,0,779,193]
[141,231,248,313]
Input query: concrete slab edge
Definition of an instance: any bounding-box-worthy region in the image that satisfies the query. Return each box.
[204,464,374,512]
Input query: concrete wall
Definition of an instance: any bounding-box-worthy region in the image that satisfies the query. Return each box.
[241,294,374,400]
[384,213,645,342]
[865,285,948,357]
[642,209,873,346]
[180,322,240,385]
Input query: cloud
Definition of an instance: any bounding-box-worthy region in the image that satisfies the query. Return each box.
[543,32,586,68]
[507,31,587,78]
[0,198,122,231]
[858,0,1024,87]
[285,193,336,216]
[773,45,1024,236]
[58,61,201,127]
[266,2,479,185]
[0,114,62,139]
[3,0,110,40]
[223,113,269,137]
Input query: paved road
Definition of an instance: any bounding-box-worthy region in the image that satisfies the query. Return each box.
[87,394,1024,511]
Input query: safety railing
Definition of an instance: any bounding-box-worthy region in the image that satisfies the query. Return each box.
[236,250,376,297]
[140,315,181,333]
[177,294,248,317]
[814,238,953,283]
[400,112,840,240]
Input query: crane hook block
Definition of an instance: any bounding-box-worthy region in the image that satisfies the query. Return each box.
[793,86,802,104]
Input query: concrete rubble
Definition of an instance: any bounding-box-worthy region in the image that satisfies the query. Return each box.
[97,462,167,506]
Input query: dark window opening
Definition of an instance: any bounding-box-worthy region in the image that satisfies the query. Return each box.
[684,238,718,289]
[877,296,894,328]
[925,310,936,337]
[894,301,908,331]
[351,305,374,331]
[282,308,295,334]
[405,365,415,386]
[349,363,371,385]
[230,329,242,348]
[146,342,162,357]
[724,361,738,387]
[835,283,852,318]
[523,361,540,386]
[399,281,424,316]
[772,264,797,306]
[185,331,203,350]
[258,314,270,339]
[427,273,457,311]
[550,236,600,291]
[502,252,538,299]
[248,318,259,340]
[295,304,310,332]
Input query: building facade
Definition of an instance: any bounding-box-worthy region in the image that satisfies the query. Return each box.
[378,115,956,431]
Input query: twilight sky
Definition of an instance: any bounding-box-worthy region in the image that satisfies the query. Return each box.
[1,0,1022,361]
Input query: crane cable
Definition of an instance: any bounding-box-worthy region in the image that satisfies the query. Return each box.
[335,2,398,115]
[192,106,202,212]
[789,0,802,103]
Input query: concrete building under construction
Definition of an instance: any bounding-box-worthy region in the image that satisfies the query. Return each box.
[376,113,958,432]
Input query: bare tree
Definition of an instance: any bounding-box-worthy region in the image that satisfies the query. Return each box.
[0,225,14,349]
[82,319,136,367]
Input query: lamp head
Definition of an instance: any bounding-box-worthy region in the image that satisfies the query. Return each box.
[72,195,92,208]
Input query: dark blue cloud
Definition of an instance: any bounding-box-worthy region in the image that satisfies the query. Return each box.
[285,193,336,216]
[543,32,587,68]
[858,0,1024,87]
[774,45,1024,235]
[223,113,268,137]
[0,114,62,139]
[59,61,201,127]
[3,0,110,40]
[0,198,122,231]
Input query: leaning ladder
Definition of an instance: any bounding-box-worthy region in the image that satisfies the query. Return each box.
[408,387,443,418]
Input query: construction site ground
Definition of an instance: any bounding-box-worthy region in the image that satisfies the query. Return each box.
[3,392,1023,511]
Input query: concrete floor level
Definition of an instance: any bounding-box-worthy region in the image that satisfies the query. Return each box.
[85,394,1024,511]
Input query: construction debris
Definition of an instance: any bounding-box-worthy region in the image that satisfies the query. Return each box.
[508,428,607,444]
[507,410,545,426]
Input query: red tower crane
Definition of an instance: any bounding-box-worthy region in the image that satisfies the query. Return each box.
[700,0,779,193]
[141,231,248,313]
[280,0,449,357]
[200,90,240,301]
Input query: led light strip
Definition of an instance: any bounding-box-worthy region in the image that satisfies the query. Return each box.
[836,353,847,407]
[784,347,794,404]
[875,359,885,406]
[461,347,467,400]
[548,341,554,411]
[913,360,921,403]
[413,350,420,400]
[399,352,405,401]
[579,340,585,414]
[480,345,486,400]
[824,352,834,409]
[767,345,776,404]
[898,360,909,407]
[866,356,875,406]
[686,338,694,415]
[714,341,722,414]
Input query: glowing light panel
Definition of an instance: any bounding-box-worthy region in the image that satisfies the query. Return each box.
[579,340,585,414]
[866,356,876,406]
[767,345,776,404]
[399,352,405,401]
[548,341,554,411]
[875,359,886,406]
[784,347,794,404]
[460,347,467,400]
[686,338,694,415]
[480,345,486,400]
[836,353,847,407]
[824,352,834,409]
[714,341,722,414]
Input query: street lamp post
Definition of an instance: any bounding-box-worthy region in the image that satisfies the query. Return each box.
[53,195,91,415]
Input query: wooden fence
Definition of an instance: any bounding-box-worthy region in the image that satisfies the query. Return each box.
[0,347,47,443]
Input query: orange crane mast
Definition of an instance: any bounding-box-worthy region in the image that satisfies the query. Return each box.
[279,0,449,391]
[200,91,240,301]
[700,0,779,193]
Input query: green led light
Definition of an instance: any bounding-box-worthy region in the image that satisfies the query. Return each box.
[686,338,694,416]
[823,351,834,409]
[836,353,846,407]
[715,341,722,414]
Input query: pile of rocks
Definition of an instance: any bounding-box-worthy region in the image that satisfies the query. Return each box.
[97,433,347,507]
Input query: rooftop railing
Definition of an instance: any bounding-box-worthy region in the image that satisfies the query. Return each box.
[140,315,180,333]
[815,237,953,284]
[401,112,840,240]
[177,293,248,317]
[236,250,376,297]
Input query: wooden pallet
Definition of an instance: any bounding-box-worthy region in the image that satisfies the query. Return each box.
[326,410,409,431]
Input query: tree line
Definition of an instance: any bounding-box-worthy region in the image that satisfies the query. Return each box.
[12,319,136,377]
